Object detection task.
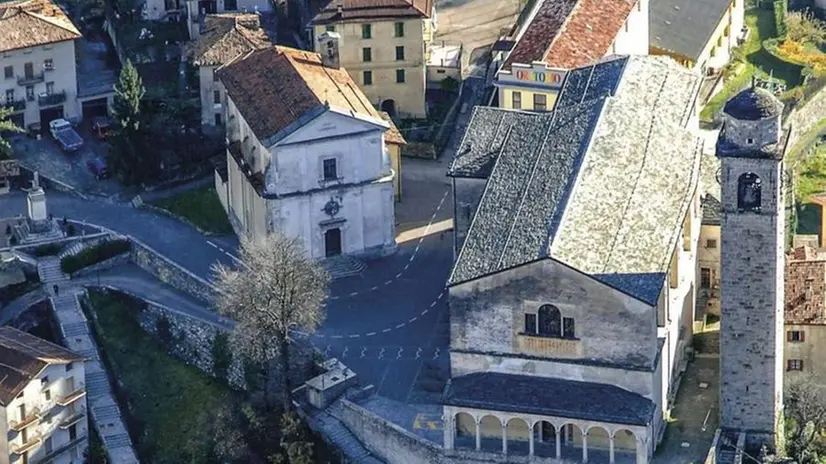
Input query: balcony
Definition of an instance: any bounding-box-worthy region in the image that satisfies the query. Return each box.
[10,433,42,455]
[2,99,25,112]
[56,387,86,407]
[9,408,41,432]
[40,434,87,463]
[17,72,44,86]
[59,408,86,429]
[38,91,66,107]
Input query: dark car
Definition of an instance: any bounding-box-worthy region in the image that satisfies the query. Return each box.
[86,157,109,180]
[91,116,114,140]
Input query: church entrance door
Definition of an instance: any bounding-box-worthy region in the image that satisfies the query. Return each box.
[325,228,342,257]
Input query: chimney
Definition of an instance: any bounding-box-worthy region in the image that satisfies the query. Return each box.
[318,31,342,69]
[337,2,343,14]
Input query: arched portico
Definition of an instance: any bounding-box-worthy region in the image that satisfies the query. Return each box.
[444,406,650,464]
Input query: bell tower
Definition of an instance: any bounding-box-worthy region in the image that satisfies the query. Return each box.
[717,85,787,449]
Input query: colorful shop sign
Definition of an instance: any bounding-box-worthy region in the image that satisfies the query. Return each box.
[496,63,567,90]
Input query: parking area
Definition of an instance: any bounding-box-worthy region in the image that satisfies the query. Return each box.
[10,123,128,199]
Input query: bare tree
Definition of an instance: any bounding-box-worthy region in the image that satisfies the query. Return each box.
[213,233,329,411]
[785,375,826,463]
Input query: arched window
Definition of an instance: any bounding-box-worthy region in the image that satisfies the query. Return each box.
[537,305,561,337]
[737,172,762,212]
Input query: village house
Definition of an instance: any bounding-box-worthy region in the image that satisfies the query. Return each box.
[0,0,83,132]
[649,0,745,74]
[492,0,648,112]
[444,55,703,462]
[0,327,87,464]
[308,0,436,119]
[784,246,826,380]
[214,40,405,259]
[184,12,272,131]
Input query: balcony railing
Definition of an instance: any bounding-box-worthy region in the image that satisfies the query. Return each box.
[40,433,87,462]
[9,408,41,432]
[59,408,86,429]
[17,72,44,85]
[38,91,66,107]
[2,99,25,112]
[56,387,86,407]
[10,433,42,455]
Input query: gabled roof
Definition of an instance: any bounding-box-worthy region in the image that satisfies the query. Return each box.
[449,56,703,306]
[186,13,272,67]
[445,372,656,426]
[502,0,637,71]
[379,111,407,145]
[311,0,432,24]
[0,0,82,53]
[217,46,386,147]
[0,327,84,406]
[650,0,733,61]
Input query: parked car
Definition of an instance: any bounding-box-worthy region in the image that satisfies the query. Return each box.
[49,118,83,152]
[86,157,109,180]
[91,116,114,140]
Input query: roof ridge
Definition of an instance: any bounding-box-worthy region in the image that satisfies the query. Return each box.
[0,330,76,361]
[540,0,582,63]
[23,9,81,37]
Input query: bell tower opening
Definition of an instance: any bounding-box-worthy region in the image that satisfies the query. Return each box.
[737,172,761,212]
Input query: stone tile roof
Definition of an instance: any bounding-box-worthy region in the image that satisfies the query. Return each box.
[701,194,722,225]
[448,57,628,180]
[786,246,826,325]
[0,326,83,406]
[650,0,732,61]
[311,0,432,24]
[444,372,656,426]
[217,46,382,147]
[502,0,636,71]
[379,112,407,145]
[0,0,82,53]
[449,56,703,306]
[186,13,272,67]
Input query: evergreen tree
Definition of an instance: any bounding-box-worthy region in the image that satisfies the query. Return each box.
[109,60,156,184]
[0,106,24,160]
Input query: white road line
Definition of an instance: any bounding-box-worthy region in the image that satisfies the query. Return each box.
[370,286,379,291]
[395,323,405,329]
[396,273,402,278]
[349,292,358,297]
[366,332,377,336]
[409,317,417,323]
[384,280,393,285]
[422,309,429,315]
[349,334,360,338]
[330,296,339,300]
[438,291,444,299]
[404,264,410,271]
[331,335,344,339]
[430,300,437,307]
[382,328,392,333]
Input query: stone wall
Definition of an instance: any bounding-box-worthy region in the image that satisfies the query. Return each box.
[786,86,826,149]
[70,252,131,278]
[129,237,218,303]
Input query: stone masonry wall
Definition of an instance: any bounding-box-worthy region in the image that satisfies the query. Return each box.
[786,86,826,148]
[70,253,131,278]
[129,238,218,302]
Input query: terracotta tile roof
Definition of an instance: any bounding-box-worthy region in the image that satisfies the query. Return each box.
[0,0,82,53]
[185,13,272,67]
[786,246,826,325]
[217,46,382,146]
[0,326,84,406]
[503,0,637,70]
[312,0,432,24]
[379,111,406,145]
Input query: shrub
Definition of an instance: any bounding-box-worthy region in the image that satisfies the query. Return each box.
[211,332,231,380]
[775,0,789,37]
[787,10,826,45]
[32,243,61,257]
[67,224,76,237]
[60,239,131,274]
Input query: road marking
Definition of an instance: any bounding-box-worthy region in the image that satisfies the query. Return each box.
[360,347,367,358]
[422,309,429,315]
[331,335,343,339]
[330,296,339,300]
[404,264,410,271]
[396,347,403,359]
[433,348,440,360]
[382,328,392,333]
[349,334,360,338]
[413,414,443,431]
[438,291,444,299]
[396,273,403,278]
[366,331,377,336]
[430,301,437,308]
[342,347,349,357]
[384,280,393,285]
[370,286,379,291]
[409,316,417,323]
[395,323,405,329]
[415,347,422,359]
[378,348,385,359]
[349,292,358,297]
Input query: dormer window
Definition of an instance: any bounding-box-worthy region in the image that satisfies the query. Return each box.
[737,172,762,212]
[524,305,577,339]
[747,137,754,145]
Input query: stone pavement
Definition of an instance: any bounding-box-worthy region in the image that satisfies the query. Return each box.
[38,257,139,464]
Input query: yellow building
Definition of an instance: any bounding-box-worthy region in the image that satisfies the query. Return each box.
[494,0,648,111]
[379,111,405,201]
[309,0,435,119]
[649,0,744,74]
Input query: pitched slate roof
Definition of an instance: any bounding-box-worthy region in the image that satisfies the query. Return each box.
[311,0,432,24]
[0,327,84,406]
[448,57,628,179]
[186,13,272,67]
[701,194,722,225]
[217,46,385,147]
[502,0,637,71]
[449,56,703,306]
[786,247,826,325]
[650,0,732,61]
[0,0,82,53]
[444,372,656,426]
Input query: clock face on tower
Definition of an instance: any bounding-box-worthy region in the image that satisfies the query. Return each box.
[323,198,341,217]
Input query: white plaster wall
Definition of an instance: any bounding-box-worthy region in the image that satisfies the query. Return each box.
[5,362,88,464]
[199,66,222,128]
[610,0,649,56]
[0,40,80,127]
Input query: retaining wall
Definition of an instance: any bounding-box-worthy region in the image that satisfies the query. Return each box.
[786,86,826,149]
[70,253,131,278]
[129,237,218,303]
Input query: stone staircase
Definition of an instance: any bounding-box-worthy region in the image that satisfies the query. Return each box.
[86,371,110,398]
[14,220,64,245]
[58,235,112,260]
[309,400,383,463]
[321,255,367,280]
[37,256,68,283]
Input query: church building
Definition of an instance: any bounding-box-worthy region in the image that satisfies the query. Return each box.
[443,55,704,463]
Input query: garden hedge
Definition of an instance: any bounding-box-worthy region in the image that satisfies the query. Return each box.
[60,239,131,275]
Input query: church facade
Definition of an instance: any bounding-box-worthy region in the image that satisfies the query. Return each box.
[443,55,704,462]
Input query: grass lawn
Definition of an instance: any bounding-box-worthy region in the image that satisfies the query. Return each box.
[701,8,803,121]
[150,186,234,235]
[795,141,826,235]
[86,290,231,463]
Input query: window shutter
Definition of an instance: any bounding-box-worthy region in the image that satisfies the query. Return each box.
[787,331,792,342]
[801,331,806,342]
